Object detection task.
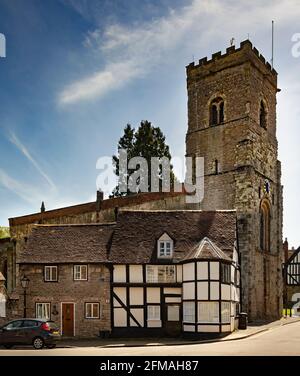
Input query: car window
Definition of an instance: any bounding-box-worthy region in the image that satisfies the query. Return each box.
[22,320,40,328]
[5,320,23,329]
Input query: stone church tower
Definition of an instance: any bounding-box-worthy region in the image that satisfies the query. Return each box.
[186,40,283,320]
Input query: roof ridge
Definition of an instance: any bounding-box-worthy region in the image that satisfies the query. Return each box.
[32,223,116,228]
[118,209,236,213]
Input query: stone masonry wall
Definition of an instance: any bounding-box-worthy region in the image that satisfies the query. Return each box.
[18,264,111,338]
[186,40,283,320]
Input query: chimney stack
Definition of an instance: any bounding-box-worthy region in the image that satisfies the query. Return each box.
[41,201,45,213]
[96,190,104,211]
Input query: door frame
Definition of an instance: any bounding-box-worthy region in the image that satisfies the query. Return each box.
[61,302,75,337]
[162,298,182,336]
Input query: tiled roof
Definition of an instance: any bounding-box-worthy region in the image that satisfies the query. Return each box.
[184,237,232,261]
[18,224,115,264]
[18,210,236,265]
[109,210,236,264]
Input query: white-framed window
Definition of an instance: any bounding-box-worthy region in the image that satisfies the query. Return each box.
[221,302,231,323]
[221,263,231,284]
[74,265,88,281]
[158,241,173,258]
[183,302,195,323]
[147,305,160,321]
[198,302,219,323]
[36,303,51,320]
[146,265,176,283]
[85,303,100,319]
[44,266,57,282]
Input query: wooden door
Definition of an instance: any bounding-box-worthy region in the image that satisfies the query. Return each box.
[62,303,74,337]
[163,303,181,337]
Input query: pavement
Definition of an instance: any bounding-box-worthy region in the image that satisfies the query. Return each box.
[2,318,300,355]
[58,316,300,348]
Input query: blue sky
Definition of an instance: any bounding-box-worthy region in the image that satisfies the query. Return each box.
[0,0,299,247]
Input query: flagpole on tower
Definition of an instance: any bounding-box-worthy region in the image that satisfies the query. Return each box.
[271,20,274,69]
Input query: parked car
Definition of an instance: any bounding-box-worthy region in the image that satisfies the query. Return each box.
[0,319,61,349]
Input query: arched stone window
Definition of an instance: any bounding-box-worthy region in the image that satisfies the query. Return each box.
[259,100,267,129]
[260,199,271,252]
[209,97,224,126]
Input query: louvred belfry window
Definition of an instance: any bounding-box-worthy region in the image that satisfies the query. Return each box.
[209,97,225,126]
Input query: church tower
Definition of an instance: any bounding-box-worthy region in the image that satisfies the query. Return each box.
[186,40,283,320]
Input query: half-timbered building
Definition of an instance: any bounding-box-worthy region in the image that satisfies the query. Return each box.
[283,246,300,316]
[109,210,240,337]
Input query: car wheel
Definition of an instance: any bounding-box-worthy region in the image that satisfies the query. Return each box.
[3,344,13,349]
[32,337,44,350]
[46,344,56,349]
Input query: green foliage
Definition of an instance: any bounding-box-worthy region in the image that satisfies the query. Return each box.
[0,227,10,239]
[111,120,176,197]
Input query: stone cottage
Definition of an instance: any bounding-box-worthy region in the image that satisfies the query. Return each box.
[17,224,114,337]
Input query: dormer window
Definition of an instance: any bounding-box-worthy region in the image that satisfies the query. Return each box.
[157,233,173,258]
[210,97,225,126]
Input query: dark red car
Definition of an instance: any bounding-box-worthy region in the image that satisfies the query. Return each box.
[0,319,60,349]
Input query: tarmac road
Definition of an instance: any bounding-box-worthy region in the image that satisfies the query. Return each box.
[0,320,300,356]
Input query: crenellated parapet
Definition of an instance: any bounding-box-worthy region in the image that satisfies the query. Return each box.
[186,40,277,84]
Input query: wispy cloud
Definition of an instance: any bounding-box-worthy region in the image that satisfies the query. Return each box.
[0,168,82,212]
[58,0,300,105]
[8,132,56,190]
[0,168,45,205]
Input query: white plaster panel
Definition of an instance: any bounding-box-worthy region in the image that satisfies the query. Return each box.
[176,265,182,282]
[147,320,162,328]
[198,325,219,333]
[231,265,235,283]
[183,263,195,281]
[113,265,126,283]
[221,325,231,333]
[210,262,219,280]
[130,287,144,305]
[197,262,208,280]
[147,288,160,304]
[221,284,231,300]
[183,325,195,332]
[210,282,219,300]
[183,282,195,299]
[114,308,127,327]
[129,265,143,283]
[197,282,208,300]
[165,297,181,303]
